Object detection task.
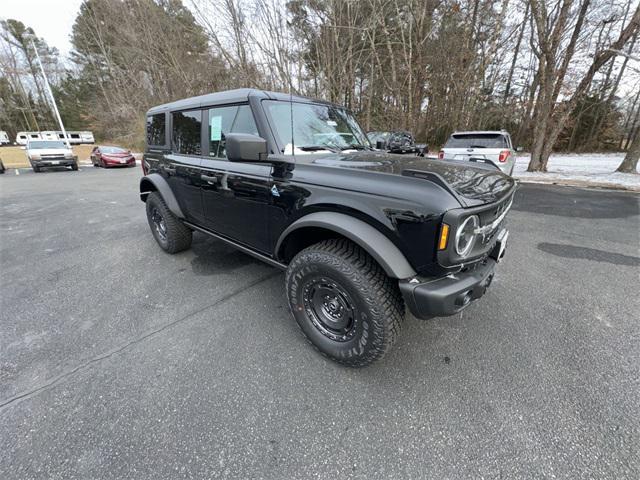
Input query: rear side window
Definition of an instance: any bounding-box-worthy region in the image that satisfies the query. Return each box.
[171,110,202,155]
[146,114,166,146]
[444,134,507,149]
[207,105,258,158]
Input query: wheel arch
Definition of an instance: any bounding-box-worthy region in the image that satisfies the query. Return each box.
[139,173,184,219]
[275,212,416,279]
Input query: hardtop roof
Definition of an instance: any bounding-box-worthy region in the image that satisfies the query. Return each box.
[146,88,339,115]
[451,130,509,136]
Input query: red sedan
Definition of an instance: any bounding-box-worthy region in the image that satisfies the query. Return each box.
[91,146,136,168]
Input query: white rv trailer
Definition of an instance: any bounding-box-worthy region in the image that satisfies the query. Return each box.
[16,132,42,145]
[16,132,28,145]
[80,131,95,144]
[55,131,95,144]
[41,131,59,141]
[56,131,81,144]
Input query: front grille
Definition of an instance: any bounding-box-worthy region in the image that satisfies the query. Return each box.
[41,154,66,159]
[475,194,513,245]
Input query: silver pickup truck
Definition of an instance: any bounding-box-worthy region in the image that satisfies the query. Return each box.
[438,130,520,176]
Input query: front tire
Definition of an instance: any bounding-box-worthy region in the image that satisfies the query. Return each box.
[285,238,404,367]
[71,162,78,171]
[145,191,192,253]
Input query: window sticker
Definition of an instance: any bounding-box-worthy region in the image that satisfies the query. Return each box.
[210,116,222,141]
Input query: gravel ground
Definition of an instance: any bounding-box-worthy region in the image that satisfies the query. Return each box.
[1,166,639,479]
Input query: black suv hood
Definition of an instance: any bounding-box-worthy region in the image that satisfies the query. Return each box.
[309,151,515,205]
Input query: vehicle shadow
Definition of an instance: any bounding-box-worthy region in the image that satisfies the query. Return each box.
[190,232,263,275]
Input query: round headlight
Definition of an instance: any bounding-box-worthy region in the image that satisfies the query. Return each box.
[455,215,479,257]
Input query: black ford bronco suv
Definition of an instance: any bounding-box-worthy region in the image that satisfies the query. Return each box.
[140,89,515,367]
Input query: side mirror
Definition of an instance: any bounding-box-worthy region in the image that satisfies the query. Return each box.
[516,146,524,152]
[225,133,268,162]
[375,140,385,150]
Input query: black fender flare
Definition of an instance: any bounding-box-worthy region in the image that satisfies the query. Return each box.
[276,212,417,279]
[139,173,185,219]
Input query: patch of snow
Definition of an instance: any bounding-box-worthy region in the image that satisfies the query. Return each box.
[513,153,639,191]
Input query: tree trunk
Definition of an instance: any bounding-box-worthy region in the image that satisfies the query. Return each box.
[616,135,640,173]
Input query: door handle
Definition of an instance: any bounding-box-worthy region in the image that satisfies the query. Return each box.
[201,174,218,184]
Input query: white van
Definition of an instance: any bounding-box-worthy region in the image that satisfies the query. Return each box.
[0,131,10,145]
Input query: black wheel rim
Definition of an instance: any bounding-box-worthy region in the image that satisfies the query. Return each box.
[151,207,167,242]
[302,276,357,342]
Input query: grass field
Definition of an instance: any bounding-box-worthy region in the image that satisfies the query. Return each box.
[0,145,96,168]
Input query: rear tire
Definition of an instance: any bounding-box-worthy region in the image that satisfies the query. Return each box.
[145,191,192,254]
[285,238,404,367]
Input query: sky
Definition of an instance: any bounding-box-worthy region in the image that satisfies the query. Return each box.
[1,0,84,57]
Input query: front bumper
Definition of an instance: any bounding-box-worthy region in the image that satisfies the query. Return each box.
[400,258,497,319]
[103,157,135,166]
[400,229,507,320]
[31,157,77,167]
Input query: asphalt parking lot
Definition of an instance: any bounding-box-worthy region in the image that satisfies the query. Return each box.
[1,166,639,479]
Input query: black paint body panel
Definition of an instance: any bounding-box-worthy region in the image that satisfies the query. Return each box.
[142,89,516,278]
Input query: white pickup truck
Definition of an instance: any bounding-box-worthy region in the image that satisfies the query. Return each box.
[25,140,78,172]
[438,130,520,176]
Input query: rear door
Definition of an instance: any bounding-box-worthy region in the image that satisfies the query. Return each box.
[199,104,272,253]
[167,109,205,223]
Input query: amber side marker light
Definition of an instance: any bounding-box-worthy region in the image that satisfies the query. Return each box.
[438,224,450,250]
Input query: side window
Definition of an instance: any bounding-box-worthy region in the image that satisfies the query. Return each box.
[208,105,259,158]
[232,105,259,136]
[171,110,202,155]
[146,114,166,146]
[208,106,238,158]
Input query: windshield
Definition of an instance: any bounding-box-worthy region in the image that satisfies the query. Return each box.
[28,141,68,149]
[264,100,370,154]
[367,132,390,143]
[101,146,127,153]
[444,134,507,149]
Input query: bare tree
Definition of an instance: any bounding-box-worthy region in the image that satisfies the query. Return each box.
[527,0,640,171]
[616,133,640,172]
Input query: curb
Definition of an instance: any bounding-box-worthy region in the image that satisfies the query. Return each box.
[516,178,640,193]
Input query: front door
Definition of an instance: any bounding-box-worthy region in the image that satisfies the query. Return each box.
[199,104,272,253]
[200,159,272,253]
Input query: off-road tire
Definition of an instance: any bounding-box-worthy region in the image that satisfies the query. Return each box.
[145,191,192,254]
[286,238,404,367]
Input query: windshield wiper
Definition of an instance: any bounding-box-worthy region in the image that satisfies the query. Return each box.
[297,145,340,153]
[339,144,370,151]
